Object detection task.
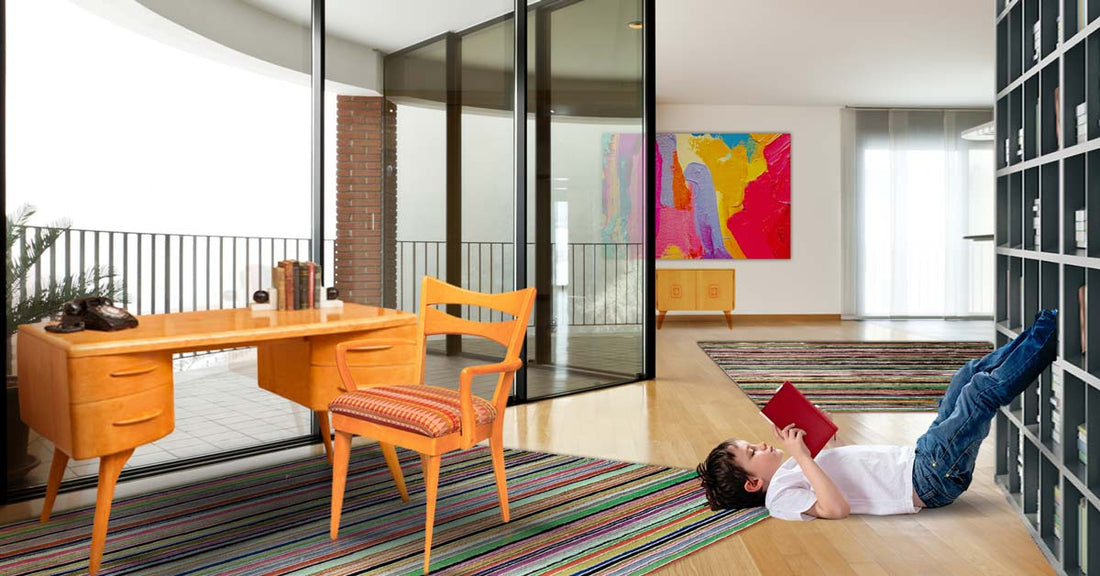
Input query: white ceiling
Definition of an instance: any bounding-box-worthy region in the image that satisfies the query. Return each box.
[241,0,994,108]
[656,0,994,107]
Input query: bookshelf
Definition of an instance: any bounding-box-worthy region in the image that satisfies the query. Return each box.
[996,0,1100,573]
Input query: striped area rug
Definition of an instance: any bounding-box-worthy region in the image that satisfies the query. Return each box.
[699,341,994,412]
[0,446,768,575]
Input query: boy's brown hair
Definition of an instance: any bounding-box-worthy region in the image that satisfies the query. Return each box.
[695,440,767,510]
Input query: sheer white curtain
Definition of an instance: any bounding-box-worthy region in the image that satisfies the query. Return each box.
[842,109,994,319]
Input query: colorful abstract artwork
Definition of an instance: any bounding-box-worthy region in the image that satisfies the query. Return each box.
[601,133,645,244]
[656,133,790,259]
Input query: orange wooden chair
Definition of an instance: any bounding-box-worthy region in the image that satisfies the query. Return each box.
[328,276,535,574]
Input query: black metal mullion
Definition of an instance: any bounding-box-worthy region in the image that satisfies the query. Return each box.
[513,0,528,402]
[644,0,656,379]
[445,32,463,354]
[534,7,552,365]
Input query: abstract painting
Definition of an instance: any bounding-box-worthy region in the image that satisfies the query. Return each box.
[656,133,790,259]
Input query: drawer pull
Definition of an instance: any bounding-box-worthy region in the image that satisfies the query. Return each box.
[348,345,393,352]
[112,410,163,426]
[110,366,158,378]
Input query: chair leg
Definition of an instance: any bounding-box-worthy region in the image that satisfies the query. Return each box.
[489,431,510,523]
[330,430,352,540]
[421,453,441,575]
[380,442,409,502]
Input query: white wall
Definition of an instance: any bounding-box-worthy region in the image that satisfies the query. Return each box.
[657,105,843,315]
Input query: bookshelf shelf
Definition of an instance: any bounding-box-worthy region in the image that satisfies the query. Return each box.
[996,1,1100,572]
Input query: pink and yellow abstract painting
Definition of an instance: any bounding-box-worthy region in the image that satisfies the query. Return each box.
[656,133,790,259]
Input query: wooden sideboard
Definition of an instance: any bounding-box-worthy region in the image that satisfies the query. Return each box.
[656,268,736,329]
[16,304,417,574]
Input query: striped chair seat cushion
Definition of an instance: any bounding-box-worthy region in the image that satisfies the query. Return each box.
[329,385,496,438]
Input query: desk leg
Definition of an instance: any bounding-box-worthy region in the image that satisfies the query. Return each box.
[40,448,69,522]
[317,410,334,464]
[89,449,133,575]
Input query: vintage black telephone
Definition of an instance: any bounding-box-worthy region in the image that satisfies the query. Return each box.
[45,296,139,333]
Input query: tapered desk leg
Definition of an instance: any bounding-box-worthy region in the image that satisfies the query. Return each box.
[317,410,334,464]
[40,448,69,522]
[88,449,133,575]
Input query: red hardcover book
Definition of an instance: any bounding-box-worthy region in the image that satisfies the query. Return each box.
[760,381,838,458]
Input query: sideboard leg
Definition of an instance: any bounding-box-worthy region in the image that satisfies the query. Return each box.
[88,448,134,575]
[657,311,667,329]
[723,311,733,329]
[40,447,70,522]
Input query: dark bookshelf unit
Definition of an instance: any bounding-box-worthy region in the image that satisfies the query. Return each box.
[996,1,1100,573]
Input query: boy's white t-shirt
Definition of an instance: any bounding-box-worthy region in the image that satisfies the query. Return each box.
[764,445,921,521]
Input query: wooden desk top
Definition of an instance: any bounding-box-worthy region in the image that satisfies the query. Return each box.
[18,303,416,358]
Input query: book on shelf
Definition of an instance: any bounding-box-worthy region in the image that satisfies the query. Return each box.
[1080,423,1089,467]
[1080,496,1089,573]
[1055,484,1063,540]
[1082,285,1089,355]
[1055,87,1062,145]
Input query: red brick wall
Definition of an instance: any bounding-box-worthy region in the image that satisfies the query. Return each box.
[334,95,394,306]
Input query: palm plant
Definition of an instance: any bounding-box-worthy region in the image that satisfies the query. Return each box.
[6,205,123,374]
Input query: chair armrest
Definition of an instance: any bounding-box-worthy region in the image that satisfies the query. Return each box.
[334,338,416,392]
[455,358,523,449]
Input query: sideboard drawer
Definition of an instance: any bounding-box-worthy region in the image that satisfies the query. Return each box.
[68,353,173,404]
[70,384,174,459]
[656,269,698,310]
[696,269,735,310]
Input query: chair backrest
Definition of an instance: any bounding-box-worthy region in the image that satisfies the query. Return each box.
[413,276,536,384]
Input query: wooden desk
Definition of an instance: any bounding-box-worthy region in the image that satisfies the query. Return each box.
[16,304,417,574]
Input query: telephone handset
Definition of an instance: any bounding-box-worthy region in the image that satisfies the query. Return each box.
[45,296,139,333]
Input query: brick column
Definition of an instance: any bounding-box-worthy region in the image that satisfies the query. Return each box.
[334,95,395,306]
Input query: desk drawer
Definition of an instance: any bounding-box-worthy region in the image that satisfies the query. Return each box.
[309,324,418,366]
[70,383,174,459]
[69,353,173,404]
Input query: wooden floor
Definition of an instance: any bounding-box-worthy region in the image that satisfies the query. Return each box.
[502,316,1057,576]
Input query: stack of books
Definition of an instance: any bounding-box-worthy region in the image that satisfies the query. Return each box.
[1053,366,1064,445]
[1079,423,1089,467]
[271,260,322,310]
[1033,21,1041,62]
[1033,197,1042,247]
[1055,484,1063,540]
[1080,497,1090,573]
[1078,103,1089,145]
[1077,209,1088,250]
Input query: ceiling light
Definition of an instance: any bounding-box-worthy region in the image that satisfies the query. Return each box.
[627,21,643,30]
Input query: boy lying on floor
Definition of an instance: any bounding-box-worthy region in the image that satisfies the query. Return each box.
[696,309,1058,520]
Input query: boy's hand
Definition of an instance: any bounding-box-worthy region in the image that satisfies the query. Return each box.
[770,422,812,460]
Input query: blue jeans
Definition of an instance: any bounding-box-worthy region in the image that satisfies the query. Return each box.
[912,309,1058,508]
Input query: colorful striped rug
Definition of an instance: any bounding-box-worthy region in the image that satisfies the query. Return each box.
[0,446,768,575]
[699,341,994,412]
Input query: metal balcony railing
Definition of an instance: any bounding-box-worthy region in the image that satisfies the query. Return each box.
[10,225,644,328]
[397,240,644,327]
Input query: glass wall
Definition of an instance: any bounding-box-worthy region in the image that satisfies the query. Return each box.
[4,0,313,497]
[4,0,651,500]
[525,0,645,398]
